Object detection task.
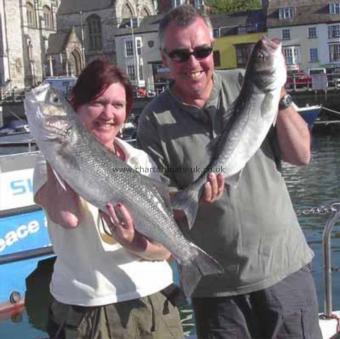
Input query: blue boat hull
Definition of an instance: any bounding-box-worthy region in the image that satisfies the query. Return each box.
[298,106,321,129]
[0,151,53,311]
[0,209,51,306]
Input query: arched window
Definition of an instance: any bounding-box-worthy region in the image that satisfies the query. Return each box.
[87,15,102,51]
[122,3,133,18]
[140,7,150,18]
[43,5,53,29]
[26,2,36,27]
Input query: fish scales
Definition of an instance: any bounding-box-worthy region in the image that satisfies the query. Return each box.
[172,36,287,228]
[24,83,223,297]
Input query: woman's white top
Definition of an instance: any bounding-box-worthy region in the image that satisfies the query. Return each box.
[33,138,173,306]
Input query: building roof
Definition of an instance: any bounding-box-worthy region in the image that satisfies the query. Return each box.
[210,9,266,35]
[210,9,265,28]
[57,0,114,15]
[114,10,266,37]
[47,28,80,54]
[267,0,340,28]
[47,32,69,54]
[115,14,162,36]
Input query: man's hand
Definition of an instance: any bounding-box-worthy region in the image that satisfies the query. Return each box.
[201,173,225,203]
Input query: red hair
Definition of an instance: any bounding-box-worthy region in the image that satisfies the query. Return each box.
[70,57,133,116]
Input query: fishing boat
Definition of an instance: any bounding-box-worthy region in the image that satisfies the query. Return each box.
[0,127,339,338]
[0,149,53,315]
[0,120,37,156]
[297,104,321,129]
[0,117,137,315]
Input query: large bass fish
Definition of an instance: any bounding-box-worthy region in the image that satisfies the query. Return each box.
[24,83,223,298]
[172,36,287,228]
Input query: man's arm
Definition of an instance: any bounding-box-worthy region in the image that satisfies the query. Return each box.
[275,89,311,166]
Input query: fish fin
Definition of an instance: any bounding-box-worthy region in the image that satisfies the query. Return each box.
[51,169,67,191]
[261,92,279,126]
[171,186,201,229]
[226,171,242,188]
[206,137,219,154]
[178,243,224,298]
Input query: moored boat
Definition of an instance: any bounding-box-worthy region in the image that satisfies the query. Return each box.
[297,104,321,129]
[0,127,339,338]
[0,151,53,314]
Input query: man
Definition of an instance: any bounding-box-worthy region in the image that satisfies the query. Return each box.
[137,4,322,339]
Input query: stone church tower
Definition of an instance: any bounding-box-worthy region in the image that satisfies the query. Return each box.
[48,0,157,77]
[0,0,156,93]
[0,0,59,92]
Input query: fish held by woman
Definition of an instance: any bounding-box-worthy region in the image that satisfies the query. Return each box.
[24,83,223,297]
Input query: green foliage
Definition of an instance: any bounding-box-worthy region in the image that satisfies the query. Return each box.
[205,0,262,14]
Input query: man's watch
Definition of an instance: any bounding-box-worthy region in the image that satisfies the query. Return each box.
[279,94,293,110]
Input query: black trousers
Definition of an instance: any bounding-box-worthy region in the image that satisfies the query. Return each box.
[192,265,322,339]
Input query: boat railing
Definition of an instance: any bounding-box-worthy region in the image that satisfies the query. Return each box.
[0,246,54,266]
[322,202,340,317]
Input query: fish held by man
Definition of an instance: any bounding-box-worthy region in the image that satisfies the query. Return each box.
[24,83,223,297]
[172,36,287,228]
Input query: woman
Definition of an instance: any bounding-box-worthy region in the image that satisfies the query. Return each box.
[33,58,184,338]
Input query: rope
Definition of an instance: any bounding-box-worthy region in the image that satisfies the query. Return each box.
[320,313,340,334]
[329,313,340,334]
[322,106,340,117]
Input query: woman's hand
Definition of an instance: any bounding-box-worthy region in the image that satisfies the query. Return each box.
[100,203,171,261]
[35,164,82,228]
[200,172,225,203]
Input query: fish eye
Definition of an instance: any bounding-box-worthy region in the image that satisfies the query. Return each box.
[51,95,60,104]
[257,52,265,59]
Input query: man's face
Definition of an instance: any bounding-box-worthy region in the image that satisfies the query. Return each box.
[161,17,214,104]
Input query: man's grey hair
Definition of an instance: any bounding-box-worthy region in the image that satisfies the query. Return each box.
[159,4,213,49]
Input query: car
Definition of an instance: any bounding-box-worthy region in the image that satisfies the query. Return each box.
[285,70,311,90]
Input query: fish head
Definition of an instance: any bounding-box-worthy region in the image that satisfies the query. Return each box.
[24,83,74,142]
[245,36,287,92]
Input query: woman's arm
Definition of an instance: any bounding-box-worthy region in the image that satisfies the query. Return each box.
[35,164,82,228]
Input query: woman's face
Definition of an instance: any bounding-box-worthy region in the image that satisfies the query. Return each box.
[76,82,127,150]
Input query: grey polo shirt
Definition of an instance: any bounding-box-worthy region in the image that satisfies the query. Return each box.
[137,70,314,297]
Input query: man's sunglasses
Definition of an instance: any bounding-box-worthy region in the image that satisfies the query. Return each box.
[164,46,213,63]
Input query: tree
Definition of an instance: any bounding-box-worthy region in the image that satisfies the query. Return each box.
[205,0,262,14]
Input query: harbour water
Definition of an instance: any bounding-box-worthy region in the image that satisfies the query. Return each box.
[0,133,339,338]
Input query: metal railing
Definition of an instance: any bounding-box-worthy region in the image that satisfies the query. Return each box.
[322,202,340,317]
[0,246,54,266]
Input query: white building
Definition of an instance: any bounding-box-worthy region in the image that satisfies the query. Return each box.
[267,0,340,73]
[115,15,169,93]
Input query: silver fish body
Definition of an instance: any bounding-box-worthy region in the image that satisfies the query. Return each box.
[24,83,223,297]
[172,36,287,228]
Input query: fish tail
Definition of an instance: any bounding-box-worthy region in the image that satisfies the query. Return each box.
[179,244,223,298]
[171,186,201,229]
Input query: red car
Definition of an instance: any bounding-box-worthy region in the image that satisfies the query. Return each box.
[285,71,312,89]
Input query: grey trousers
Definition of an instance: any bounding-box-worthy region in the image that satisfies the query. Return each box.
[192,265,323,339]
